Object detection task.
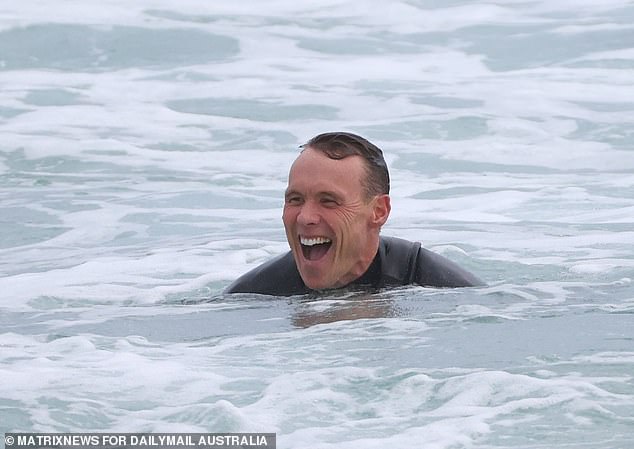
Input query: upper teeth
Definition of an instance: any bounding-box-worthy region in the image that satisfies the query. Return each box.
[300,236,332,246]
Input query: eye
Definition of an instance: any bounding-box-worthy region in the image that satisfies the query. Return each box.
[320,197,339,207]
[285,195,303,205]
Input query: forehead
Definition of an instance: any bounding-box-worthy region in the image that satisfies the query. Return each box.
[287,148,367,194]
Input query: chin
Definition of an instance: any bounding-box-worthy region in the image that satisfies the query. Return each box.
[299,272,335,291]
[300,275,327,290]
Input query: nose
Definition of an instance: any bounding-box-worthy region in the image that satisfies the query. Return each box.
[296,201,320,226]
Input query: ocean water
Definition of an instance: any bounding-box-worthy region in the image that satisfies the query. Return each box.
[1,0,634,447]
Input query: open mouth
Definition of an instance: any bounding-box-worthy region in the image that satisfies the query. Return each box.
[300,236,332,261]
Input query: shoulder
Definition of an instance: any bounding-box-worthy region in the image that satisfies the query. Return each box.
[415,245,484,287]
[224,251,308,296]
[380,236,483,288]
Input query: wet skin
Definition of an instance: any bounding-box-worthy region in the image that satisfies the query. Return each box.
[282,147,390,290]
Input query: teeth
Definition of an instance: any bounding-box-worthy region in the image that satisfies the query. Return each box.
[300,236,332,246]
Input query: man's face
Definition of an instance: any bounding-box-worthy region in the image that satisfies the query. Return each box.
[282,147,390,290]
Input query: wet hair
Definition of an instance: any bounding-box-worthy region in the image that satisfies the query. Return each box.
[301,132,390,198]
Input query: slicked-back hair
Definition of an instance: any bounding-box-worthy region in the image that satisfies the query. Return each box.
[301,132,390,199]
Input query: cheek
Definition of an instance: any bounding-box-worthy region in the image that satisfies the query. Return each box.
[333,206,369,232]
[329,212,367,253]
[282,207,295,226]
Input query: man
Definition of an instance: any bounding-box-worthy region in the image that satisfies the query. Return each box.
[226,132,483,296]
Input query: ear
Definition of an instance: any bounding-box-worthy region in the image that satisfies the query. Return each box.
[371,194,391,228]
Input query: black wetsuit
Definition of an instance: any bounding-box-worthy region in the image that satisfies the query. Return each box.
[225,236,483,296]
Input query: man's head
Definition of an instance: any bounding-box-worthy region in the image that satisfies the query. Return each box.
[282,132,392,290]
[304,132,390,199]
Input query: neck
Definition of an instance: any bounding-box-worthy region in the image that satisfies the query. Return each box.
[336,237,381,288]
